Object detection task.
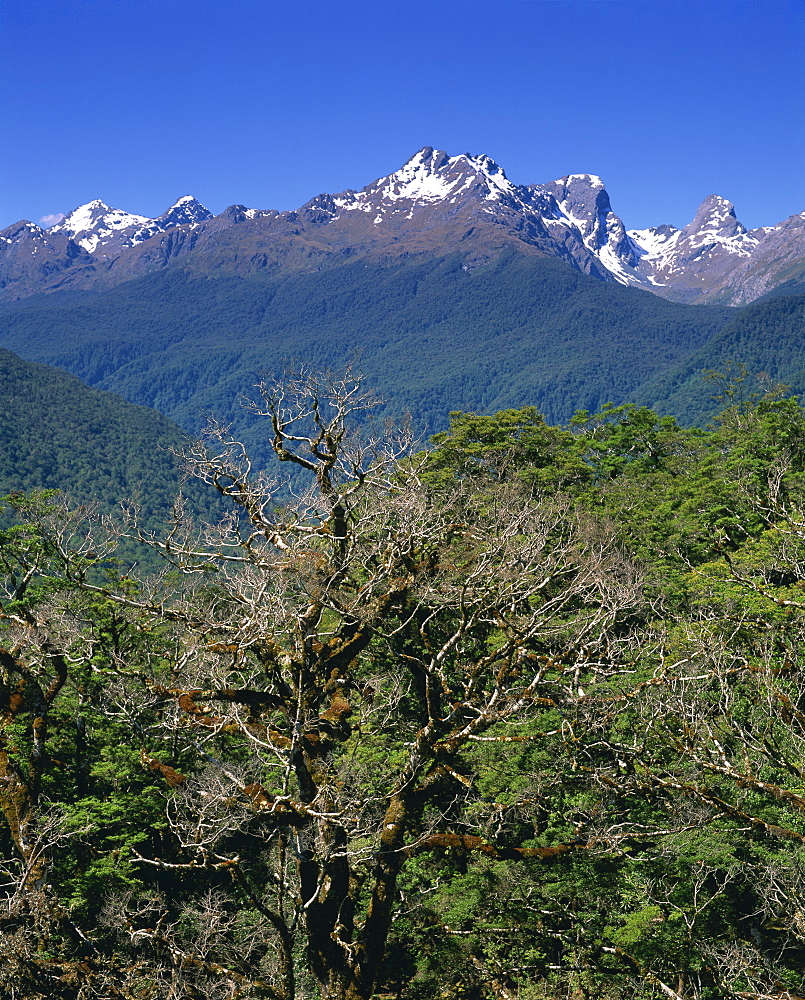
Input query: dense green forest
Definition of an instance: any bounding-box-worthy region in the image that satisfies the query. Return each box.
[0,348,194,520]
[0,347,231,576]
[0,251,737,459]
[2,367,805,1000]
[639,295,805,424]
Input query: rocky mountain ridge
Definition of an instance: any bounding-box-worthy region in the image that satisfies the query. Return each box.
[2,148,803,304]
[49,195,213,256]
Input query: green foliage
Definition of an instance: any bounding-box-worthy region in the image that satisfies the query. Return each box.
[425,407,591,492]
[643,294,805,424]
[0,348,224,532]
[0,250,735,459]
[4,377,805,998]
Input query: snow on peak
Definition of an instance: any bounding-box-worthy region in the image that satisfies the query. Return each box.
[51,201,106,232]
[680,194,757,255]
[379,147,515,202]
[541,174,615,246]
[52,200,150,252]
[691,194,739,228]
[43,195,213,254]
[628,225,682,264]
[629,195,758,271]
[158,196,212,224]
[562,173,605,189]
[334,147,518,215]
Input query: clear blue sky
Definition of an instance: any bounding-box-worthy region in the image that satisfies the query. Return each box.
[2,0,803,232]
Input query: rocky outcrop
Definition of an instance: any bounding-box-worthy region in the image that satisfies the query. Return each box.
[1,149,802,305]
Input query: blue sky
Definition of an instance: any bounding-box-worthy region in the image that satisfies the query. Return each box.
[2,0,803,232]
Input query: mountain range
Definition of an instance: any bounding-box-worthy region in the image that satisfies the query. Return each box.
[2,148,804,305]
[1,147,804,484]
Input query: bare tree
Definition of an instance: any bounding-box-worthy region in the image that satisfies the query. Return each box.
[72,367,643,1000]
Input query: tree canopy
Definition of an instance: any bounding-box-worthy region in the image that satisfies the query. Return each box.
[1,369,805,1000]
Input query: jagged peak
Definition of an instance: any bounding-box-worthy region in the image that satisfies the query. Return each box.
[554,173,606,189]
[401,146,451,171]
[698,193,734,210]
[545,173,609,198]
[76,198,110,211]
[399,146,512,188]
[50,200,105,229]
[157,196,213,223]
[688,194,740,227]
[333,146,517,213]
[219,204,268,225]
[1,220,46,239]
[542,174,613,218]
[541,173,616,245]
[681,194,752,245]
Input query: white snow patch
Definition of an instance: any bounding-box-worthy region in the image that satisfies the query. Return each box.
[595,243,633,285]
[564,173,605,188]
[686,230,758,255]
[628,227,680,260]
[381,157,461,202]
[337,148,517,217]
[557,204,592,234]
[552,200,603,250]
[53,200,150,251]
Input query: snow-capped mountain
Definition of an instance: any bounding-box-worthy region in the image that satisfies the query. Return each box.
[1,149,802,304]
[299,148,550,239]
[50,200,150,253]
[296,149,630,280]
[624,195,763,302]
[700,208,805,305]
[540,173,639,281]
[49,196,213,256]
[328,147,527,214]
[0,219,98,297]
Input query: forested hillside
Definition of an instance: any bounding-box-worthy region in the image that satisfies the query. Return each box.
[641,294,805,424]
[2,369,804,1000]
[0,348,195,521]
[0,251,736,457]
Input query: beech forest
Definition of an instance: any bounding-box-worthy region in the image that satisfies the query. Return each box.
[2,367,804,1000]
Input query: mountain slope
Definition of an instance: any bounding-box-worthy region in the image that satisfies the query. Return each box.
[0,348,197,520]
[0,221,99,298]
[0,251,735,456]
[640,292,805,423]
[2,148,802,305]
